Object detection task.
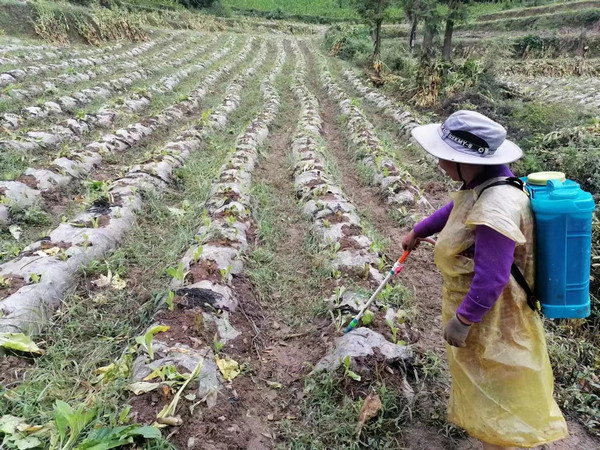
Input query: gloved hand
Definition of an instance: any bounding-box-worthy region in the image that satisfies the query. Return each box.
[443,314,472,348]
[401,229,422,251]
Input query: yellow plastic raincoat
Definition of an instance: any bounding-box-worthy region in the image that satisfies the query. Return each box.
[434,178,568,447]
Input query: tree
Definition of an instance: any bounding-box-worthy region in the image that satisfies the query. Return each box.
[402,0,421,53]
[441,0,469,61]
[419,0,442,58]
[352,0,393,76]
[402,0,440,55]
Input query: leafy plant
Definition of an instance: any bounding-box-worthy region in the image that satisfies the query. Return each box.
[0,275,11,288]
[342,355,361,381]
[165,290,175,311]
[166,262,188,282]
[53,400,96,450]
[75,424,161,449]
[213,333,224,354]
[192,245,204,262]
[362,310,375,326]
[219,264,232,282]
[29,273,41,284]
[81,234,90,250]
[0,332,43,354]
[135,325,170,361]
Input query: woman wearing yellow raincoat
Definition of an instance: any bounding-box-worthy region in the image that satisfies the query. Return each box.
[402,111,568,449]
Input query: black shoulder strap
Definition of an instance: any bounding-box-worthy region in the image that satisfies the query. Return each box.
[511,263,541,312]
[477,177,527,199]
[476,177,540,313]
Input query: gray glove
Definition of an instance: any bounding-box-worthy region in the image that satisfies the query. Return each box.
[443,315,471,348]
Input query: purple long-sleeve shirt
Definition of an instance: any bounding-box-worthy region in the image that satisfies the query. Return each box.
[414,165,516,323]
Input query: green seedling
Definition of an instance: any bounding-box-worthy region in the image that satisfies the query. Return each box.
[29,273,41,284]
[331,268,342,279]
[385,318,399,344]
[362,310,375,326]
[165,290,175,311]
[53,400,96,450]
[219,264,232,282]
[213,333,224,354]
[82,233,91,249]
[58,249,69,261]
[200,108,213,127]
[143,364,189,384]
[343,355,361,381]
[91,216,100,228]
[0,275,11,288]
[225,215,237,227]
[192,245,204,262]
[166,262,188,282]
[135,325,170,361]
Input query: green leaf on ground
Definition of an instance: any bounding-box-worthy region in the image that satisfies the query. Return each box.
[0,333,43,355]
[75,424,161,449]
[135,325,169,361]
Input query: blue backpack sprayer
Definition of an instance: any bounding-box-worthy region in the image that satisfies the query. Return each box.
[346,171,596,333]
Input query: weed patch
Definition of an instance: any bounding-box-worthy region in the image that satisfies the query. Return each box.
[280,372,409,449]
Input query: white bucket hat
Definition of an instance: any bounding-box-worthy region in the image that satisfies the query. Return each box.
[411,110,523,165]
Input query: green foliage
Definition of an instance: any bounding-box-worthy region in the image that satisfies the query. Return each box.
[53,400,96,449]
[511,102,594,138]
[325,24,371,64]
[462,7,600,32]
[30,2,70,44]
[165,262,188,282]
[76,424,162,449]
[281,373,410,448]
[176,0,218,9]
[222,0,369,20]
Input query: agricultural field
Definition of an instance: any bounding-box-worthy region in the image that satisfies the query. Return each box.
[1,0,599,449]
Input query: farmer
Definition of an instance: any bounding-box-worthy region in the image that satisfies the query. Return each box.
[402,111,568,449]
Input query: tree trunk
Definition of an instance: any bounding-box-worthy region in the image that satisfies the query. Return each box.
[442,17,454,61]
[443,0,459,61]
[422,26,434,57]
[409,16,418,53]
[373,18,382,61]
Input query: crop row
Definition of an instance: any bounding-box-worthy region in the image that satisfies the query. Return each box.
[289,42,383,284]
[0,39,188,132]
[342,69,420,140]
[0,40,159,103]
[1,35,220,151]
[315,54,425,209]
[0,37,245,227]
[501,75,600,109]
[0,37,271,336]
[0,39,131,64]
[130,40,286,412]
[0,37,162,89]
[289,43,412,375]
